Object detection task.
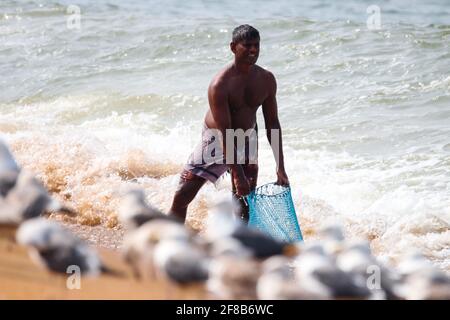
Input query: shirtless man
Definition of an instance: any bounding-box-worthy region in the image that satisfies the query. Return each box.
[169,24,289,222]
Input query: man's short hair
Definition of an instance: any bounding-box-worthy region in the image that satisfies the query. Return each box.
[232,24,260,43]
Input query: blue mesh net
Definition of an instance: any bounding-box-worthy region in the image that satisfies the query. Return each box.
[246,183,303,243]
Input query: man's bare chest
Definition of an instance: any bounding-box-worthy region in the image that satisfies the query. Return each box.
[228,81,267,111]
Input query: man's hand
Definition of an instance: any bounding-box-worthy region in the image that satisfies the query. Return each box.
[233,170,251,197]
[276,169,289,186]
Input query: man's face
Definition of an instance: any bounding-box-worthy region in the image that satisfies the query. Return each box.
[231,38,260,65]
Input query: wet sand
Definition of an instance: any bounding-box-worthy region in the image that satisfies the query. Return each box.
[61,221,125,251]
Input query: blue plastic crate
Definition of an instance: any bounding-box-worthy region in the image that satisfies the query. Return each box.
[246,182,303,243]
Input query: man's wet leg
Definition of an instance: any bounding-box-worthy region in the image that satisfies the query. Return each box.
[169,171,206,222]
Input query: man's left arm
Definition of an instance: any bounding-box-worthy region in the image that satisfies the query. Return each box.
[262,71,289,186]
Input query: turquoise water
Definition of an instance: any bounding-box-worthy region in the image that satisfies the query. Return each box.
[0,0,449,270]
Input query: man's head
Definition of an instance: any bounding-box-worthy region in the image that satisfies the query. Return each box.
[230,24,260,65]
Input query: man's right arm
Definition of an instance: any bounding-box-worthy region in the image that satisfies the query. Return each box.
[207,81,250,196]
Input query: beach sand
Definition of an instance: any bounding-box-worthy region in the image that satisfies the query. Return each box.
[0,236,208,300]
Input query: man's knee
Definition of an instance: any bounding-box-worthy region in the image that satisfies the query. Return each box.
[173,170,206,206]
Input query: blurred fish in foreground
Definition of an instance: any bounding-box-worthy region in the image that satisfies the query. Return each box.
[0,140,75,243]
[16,218,120,277]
